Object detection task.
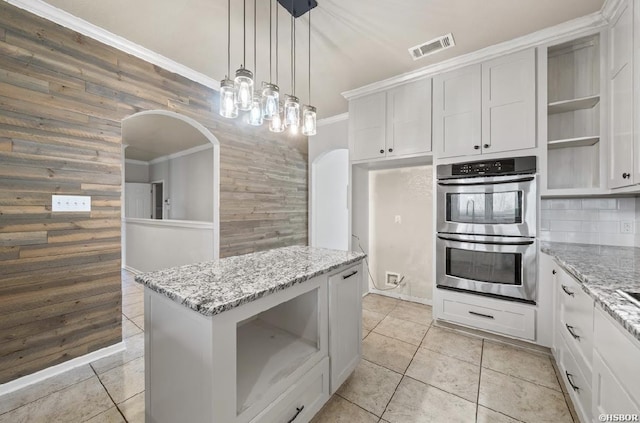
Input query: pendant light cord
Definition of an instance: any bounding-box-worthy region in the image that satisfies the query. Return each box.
[275,1,279,85]
[253,0,257,78]
[308,1,311,104]
[243,0,246,67]
[269,0,273,83]
[227,0,231,77]
[291,0,295,96]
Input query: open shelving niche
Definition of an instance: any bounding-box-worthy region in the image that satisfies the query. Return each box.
[236,287,320,416]
[546,34,602,190]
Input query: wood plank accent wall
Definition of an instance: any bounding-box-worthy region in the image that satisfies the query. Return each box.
[0,2,308,384]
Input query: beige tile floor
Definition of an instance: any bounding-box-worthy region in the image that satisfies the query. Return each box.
[0,273,577,423]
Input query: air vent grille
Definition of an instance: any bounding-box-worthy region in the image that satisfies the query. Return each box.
[409,33,455,61]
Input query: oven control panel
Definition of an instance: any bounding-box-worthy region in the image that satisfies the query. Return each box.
[437,156,537,179]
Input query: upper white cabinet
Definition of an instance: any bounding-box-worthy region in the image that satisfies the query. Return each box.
[433,48,536,159]
[348,79,431,162]
[609,0,635,189]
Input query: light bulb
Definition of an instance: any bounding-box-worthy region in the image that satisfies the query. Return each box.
[302,105,316,136]
[248,94,263,126]
[261,83,280,120]
[234,67,254,111]
[269,104,285,133]
[284,95,300,129]
[219,79,238,118]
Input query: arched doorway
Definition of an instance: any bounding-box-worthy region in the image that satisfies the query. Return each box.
[121,110,220,271]
[311,149,349,250]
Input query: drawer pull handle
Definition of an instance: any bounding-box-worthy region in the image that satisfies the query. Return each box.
[343,270,358,280]
[469,311,494,319]
[565,371,580,392]
[561,285,574,297]
[565,324,580,340]
[552,269,556,275]
[287,406,305,423]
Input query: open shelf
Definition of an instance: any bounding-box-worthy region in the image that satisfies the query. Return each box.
[548,95,600,115]
[548,136,600,149]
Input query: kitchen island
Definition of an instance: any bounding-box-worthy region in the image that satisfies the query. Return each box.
[135,246,365,423]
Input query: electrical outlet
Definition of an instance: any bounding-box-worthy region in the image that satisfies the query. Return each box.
[52,195,91,212]
[621,221,634,234]
[385,272,400,287]
[394,215,402,224]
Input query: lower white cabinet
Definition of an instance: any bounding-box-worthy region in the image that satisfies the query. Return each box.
[555,324,592,423]
[592,307,640,417]
[434,289,536,340]
[328,265,362,393]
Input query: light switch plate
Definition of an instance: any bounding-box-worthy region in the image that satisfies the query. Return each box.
[52,195,91,212]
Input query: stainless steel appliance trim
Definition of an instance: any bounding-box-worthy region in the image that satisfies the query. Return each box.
[436,234,537,303]
[436,174,537,237]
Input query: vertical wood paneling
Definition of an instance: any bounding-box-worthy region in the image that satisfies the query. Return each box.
[0,2,308,383]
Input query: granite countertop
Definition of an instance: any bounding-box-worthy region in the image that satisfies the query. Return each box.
[134,245,366,317]
[541,241,640,342]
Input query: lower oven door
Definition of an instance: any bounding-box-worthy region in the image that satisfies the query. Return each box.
[436,233,537,304]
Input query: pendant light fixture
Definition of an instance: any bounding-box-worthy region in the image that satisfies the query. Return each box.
[248,0,264,126]
[234,0,254,111]
[269,1,285,133]
[262,0,280,121]
[302,1,316,136]
[284,0,300,133]
[219,0,238,118]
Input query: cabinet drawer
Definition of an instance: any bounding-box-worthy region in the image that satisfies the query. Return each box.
[439,290,535,340]
[250,357,329,423]
[557,333,592,423]
[557,269,593,373]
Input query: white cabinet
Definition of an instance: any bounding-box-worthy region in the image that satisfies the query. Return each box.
[328,264,362,393]
[537,253,556,348]
[609,0,635,189]
[349,79,431,162]
[592,306,640,418]
[433,48,535,159]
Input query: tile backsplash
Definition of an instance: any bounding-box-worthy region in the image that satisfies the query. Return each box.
[541,197,636,247]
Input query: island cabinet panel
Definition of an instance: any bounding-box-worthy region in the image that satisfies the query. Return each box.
[0,2,308,383]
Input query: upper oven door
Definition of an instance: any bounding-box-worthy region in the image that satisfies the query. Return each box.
[437,174,536,237]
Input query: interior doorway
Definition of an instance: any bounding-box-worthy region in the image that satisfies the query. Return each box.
[151,181,164,219]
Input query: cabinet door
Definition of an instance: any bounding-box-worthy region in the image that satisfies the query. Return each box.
[386,78,432,157]
[593,352,640,418]
[609,0,634,189]
[433,64,482,158]
[328,264,362,394]
[482,48,536,154]
[537,253,555,349]
[348,93,386,161]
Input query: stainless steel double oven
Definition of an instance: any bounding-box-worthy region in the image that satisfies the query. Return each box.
[436,156,537,304]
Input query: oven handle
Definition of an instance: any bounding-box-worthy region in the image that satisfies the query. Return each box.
[437,176,534,186]
[437,234,534,246]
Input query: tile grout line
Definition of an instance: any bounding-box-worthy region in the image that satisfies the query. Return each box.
[475,339,484,422]
[89,365,128,423]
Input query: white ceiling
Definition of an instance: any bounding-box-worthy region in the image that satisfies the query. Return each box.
[123,113,210,161]
[44,0,605,119]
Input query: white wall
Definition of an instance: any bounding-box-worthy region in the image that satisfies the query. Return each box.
[540,197,636,246]
[125,161,149,183]
[369,165,433,301]
[149,146,213,222]
[125,219,214,272]
[312,149,349,251]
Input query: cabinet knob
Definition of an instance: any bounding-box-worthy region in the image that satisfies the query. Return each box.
[380,149,384,154]
[474,145,480,150]
[388,148,393,153]
[623,172,631,179]
[552,269,556,275]
[483,144,490,149]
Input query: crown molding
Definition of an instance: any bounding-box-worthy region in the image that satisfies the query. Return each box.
[317,112,349,127]
[601,0,625,22]
[4,0,220,91]
[124,158,149,166]
[148,143,213,165]
[342,11,607,100]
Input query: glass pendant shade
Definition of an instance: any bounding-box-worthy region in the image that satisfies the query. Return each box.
[302,105,317,136]
[261,82,280,120]
[234,67,254,111]
[248,93,264,126]
[219,78,238,118]
[284,95,300,132]
[269,104,285,132]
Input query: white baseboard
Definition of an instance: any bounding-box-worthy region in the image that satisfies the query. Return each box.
[367,288,433,306]
[0,341,126,396]
[123,265,142,274]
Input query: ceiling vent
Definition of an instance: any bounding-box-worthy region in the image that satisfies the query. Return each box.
[408,33,455,61]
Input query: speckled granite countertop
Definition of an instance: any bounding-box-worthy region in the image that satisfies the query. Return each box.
[134,246,365,317]
[541,242,640,342]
